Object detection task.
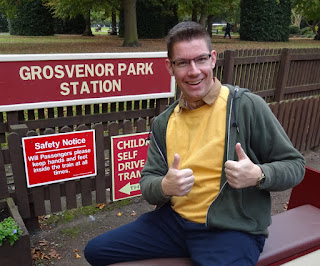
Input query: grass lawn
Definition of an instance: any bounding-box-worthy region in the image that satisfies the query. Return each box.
[0,31,319,55]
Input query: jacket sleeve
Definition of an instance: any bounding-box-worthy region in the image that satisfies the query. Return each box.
[242,93,305,191]
[140,117,171,206]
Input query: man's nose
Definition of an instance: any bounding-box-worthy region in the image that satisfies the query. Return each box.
[188,60,201,74]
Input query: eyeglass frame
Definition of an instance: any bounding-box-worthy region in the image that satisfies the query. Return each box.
[170,54,212,68]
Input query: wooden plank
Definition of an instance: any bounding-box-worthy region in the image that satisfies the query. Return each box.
[108,122,119,201]
[305,98,319,150]
[48,183,62,213]
[282,101,292,135]
[32,186,46,216]
[26,130,47,216]
[275,48,291,102]
[290,100,304,149]
[44,128,62,213]
[60,126,77,209]
[8,131,30,218]
[77,124,92,207]
[94,123,106,204]
[300,98,314,151]
[0,145,9,199]
[286,99,297,141]
[295,99,309,151]
[310,97,320,148]
[222,50,236,85]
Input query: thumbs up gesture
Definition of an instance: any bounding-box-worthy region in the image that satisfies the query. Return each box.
[161,153,195,197]
[224,143,262,189]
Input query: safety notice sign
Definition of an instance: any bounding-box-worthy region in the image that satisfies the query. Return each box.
[111,132,150,201]
[22,130,96,187]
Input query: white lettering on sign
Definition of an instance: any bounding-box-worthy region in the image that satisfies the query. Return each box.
[117,138,146,150]
[60,79,121,96]
[35,141,60,150]
[117,63,153,76]
[19,64,115,80]
[62,138,86,146]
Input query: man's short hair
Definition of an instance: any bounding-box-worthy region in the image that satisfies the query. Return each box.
[166,21,212,59]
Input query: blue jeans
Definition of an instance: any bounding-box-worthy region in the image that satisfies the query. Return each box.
[84,203,265,266]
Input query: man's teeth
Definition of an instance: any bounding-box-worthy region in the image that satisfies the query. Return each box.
[188,80,201,85]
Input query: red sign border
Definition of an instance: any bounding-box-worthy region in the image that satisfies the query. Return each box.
[0,52,176,112]
[22,129,97,188]
[111,132,149,201]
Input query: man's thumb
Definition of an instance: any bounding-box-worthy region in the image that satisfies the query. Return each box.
[171,153,180,170]
[235,143,247,161]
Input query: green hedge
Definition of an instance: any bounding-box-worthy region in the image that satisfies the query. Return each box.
[8,0,54,36]
[240,0,291,42]
[0,13,8,32]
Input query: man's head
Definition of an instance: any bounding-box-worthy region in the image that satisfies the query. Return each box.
[165,21,217,109]
[166,21,212,60]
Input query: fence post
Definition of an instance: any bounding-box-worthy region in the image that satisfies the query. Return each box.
[275,48,291,102]
[0,145,9,199]
[155,98,168,115]
[8,124,30,219]
[222,50,236,85]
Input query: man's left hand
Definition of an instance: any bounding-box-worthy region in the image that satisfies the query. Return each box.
[224,143,262,189]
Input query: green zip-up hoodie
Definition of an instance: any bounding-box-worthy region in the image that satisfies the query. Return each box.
[140,85,305,237]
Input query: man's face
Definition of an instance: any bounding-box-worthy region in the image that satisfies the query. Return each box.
[166,38,217,104]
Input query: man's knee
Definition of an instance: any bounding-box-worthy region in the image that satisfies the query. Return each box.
[84,239,98,265]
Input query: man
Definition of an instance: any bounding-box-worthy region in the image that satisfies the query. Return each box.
[85,21,305,265]
[224,22,231,39]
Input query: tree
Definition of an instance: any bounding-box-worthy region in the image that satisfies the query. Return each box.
[7,0,54,36]
[293,0,320,40]
[240,0,291,42]
[43,0,107,36]
[122,0,139,46]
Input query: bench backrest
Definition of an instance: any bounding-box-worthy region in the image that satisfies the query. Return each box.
[288,166,320,210]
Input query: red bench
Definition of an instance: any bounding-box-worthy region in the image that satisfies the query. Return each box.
[111,167,320,266]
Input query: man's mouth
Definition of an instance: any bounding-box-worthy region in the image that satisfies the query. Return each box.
[187,79,203,85]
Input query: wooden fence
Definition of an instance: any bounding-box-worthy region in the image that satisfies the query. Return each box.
[0,48,319,220]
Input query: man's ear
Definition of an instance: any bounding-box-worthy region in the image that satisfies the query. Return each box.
[165,59,174,76]
[211,50,217,69]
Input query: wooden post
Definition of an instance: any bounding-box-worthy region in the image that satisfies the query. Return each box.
[8,125,30,218]
[222,50,236,85]
[275,48,291,102]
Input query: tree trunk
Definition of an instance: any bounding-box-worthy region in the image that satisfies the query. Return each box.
[110,7,117,35]
[315,27,320,40]
[122,0,140,47]
[192,1,198,22]
[207,15,213,38]
[82,9,93,36]
[199,0,207,27]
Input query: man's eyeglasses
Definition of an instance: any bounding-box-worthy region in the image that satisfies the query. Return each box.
[171,54,212,69]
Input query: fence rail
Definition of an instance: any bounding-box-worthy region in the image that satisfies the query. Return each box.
[0,48,319,220]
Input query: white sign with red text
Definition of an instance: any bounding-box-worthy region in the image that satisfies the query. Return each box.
[22,130,96,188]
[111,132,150,201]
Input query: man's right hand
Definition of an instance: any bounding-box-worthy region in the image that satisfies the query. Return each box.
[161,153,195,197]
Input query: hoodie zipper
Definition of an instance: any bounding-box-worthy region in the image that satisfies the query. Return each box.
[205,85,239,226]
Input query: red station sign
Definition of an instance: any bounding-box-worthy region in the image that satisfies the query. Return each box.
[0,52,175,112]
[111,132,150,201]
[22,130,96,188]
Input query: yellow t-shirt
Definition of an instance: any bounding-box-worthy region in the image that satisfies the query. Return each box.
[166,86,229,223]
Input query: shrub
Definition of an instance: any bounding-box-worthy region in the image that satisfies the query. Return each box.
[240,0,291,42]
[0,217,23,246]
[8,0,54,36]
[289,25,300,35]
[300,27,313,36]
[0,13,8,32]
